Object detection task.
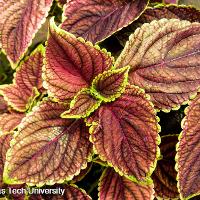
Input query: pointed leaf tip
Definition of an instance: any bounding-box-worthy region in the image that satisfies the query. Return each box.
[44,18,114,102]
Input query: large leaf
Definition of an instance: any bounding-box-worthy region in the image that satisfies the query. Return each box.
[3,100,92,185]
[176,94,200,199]
[61,89,102,119]
[0,45,44,112]
[0,134,12,187]
[152,135,179,199]
[44,18,114,102]
[0,113,25,136]
[61,0,149,44]
[0,0,53,65]
[42,184,92,200]
[91,66,130,102]
[99,168,154,200]
[115,19,200,111]
[91,85,160,182]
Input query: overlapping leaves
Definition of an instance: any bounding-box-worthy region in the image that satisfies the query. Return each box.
[61,0,149,44]
[0,0,53,65]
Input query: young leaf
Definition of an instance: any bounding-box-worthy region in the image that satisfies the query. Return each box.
[176,94,200,199]
[91,66,130,102]
[99,168,154,200]
[0,134,12,187]
[42,184,92,200]
[61,0,149,44]
[152,135,179,199]
[3,100,92,186]
[179,0,200,9]
[61,89,102,119]
[0,46,44,112]
[115,19,200,111]
[91,85,160,182]
[44,18,114,102]
[0,0,53,65]
[0,113,25,136]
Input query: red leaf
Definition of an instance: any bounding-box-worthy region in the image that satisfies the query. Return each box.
[0,0,53,65]
[115,19,200,111]
[44,18,114,102]
[0,134,12,187]
[152,135,179,199]
[3,100,92,185]
[0,46,44,112]
[176,94,200,199]
[91,85,160,181]
[99,168,154,200]
[61,0,148,44]
[0,113,25,136]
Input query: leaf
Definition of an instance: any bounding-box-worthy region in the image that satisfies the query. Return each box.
[61,89,102,119]
[0,45,44,112]
[176,94,200,199]
[165,0,178,3]
[61,0,149,44]
[179,0,200,9]
[115,5,200,47]
[91,66,130,102]
[0,113,25,136]
[99,168,154,200]
[0,0,53,65]
[42,184,92,200]
[44,18,114,102]
[0,96,8,114]
[0,134,12,187]
[91,85,160,182]
[152,135,179,199]
[3,99,92,185]
[115,19,200,111]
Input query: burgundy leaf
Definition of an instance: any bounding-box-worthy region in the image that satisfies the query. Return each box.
[0,134,12,187]
[99,168,154,200]
[44,18,114,102]
[115,19,200,111]
[91,85,160,181]
[152,135,179,199]
[61,0,148,44]
[61,89,102,119]
[176,94,200,199]
[0,113,25,136]
[0,45,44,112]
[0,0,53,65]
[3,100,92,185]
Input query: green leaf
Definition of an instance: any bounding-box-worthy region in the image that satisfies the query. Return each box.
[61,89,102,119]
[91,66,130,102]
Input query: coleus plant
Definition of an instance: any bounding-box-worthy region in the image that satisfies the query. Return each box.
[0,0,200,200]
